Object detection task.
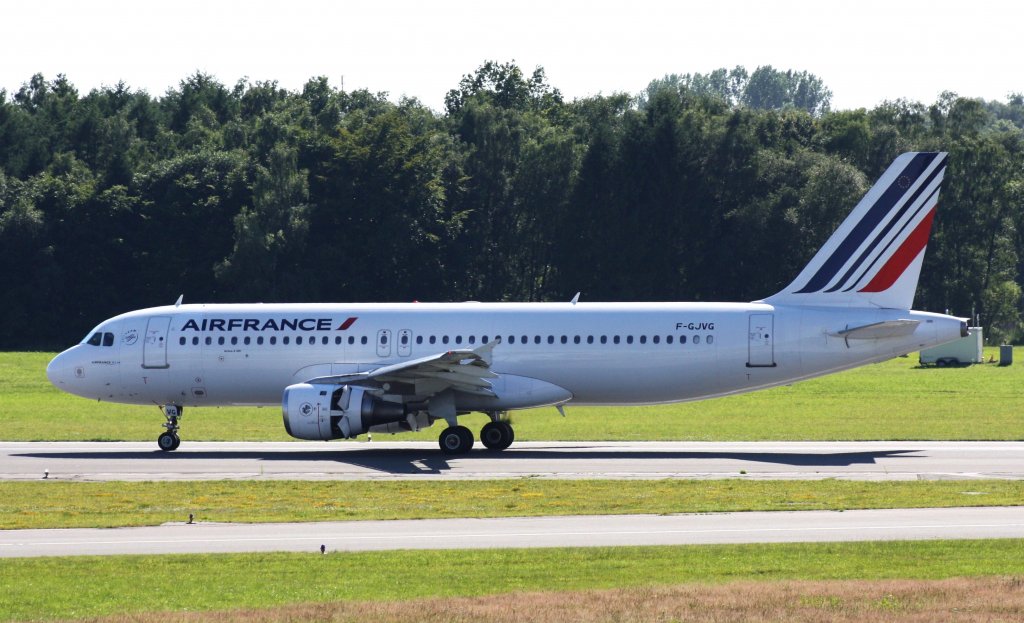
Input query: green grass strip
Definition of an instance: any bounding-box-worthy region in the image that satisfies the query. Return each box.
[3,479,1023,529]
[1,540,1023,621]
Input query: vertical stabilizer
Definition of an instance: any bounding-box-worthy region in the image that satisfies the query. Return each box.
[763,152,947,309]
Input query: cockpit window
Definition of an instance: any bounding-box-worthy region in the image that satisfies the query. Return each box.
[102,332,114,347]
[86,333,103,346]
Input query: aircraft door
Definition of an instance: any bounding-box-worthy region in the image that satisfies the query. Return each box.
[376,329,392,357]
[747,314,776,367]
[398,329,412,357]
[142,316,171,369]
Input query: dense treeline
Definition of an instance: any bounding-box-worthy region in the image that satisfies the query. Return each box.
[1,63,1023,348]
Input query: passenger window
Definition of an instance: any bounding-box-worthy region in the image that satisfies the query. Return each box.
[218,337,225,345]
[205,336,212,346]
[482,335,489,343]
[679,335,687,344]
[429,336,436,344]
[380,334,388,345]
[400,334,407,345]
[416,336,423,345]
[348,336,355,345]
[244,336,251,345]
[468,336,475,345]
[86,333,103,346]
[547,336,554,344]
[560,336,567,344]
[270,336,277,345]
[297,336,303,345]
[231,337,238,345]
[587,336,594,344]
[455,336,462,344]
[707,335,714,344]
[103,333,114,347]
[192,337,199,345]
[534,335,541,344]
[179,337,186,346]
[442,336,450,344]
[258,336,265,345]
[627,336,634,344]
[653,335,660,344]
[283,336,290,345]
[522,335,528,344]
[693,335,700,344]
[508,335,516,344]
[361,336,368,345]
[574,336,581,344]
[613,336,620,344]
[600,336,607,344]
[335,336,341,345]
[639,336,646,344]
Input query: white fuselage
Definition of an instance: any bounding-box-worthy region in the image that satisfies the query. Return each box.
[47,302,965,410]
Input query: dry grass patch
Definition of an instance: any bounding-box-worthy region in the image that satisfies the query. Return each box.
[77,577,1024,623]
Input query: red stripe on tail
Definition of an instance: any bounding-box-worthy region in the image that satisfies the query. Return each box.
[859,208,936,293]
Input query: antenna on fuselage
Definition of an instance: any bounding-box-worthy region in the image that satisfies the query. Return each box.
[174,294,183,308]
[570,292,580,305]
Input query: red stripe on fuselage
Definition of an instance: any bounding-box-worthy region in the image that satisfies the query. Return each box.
[859,207,936,293]
[337,317,357,330]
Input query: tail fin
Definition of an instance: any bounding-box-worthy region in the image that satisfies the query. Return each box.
[764,152,947,310]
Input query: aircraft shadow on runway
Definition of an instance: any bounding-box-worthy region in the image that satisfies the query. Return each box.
[13,448,920,476]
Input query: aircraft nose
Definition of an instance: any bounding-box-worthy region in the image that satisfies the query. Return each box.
[46,352,67,388]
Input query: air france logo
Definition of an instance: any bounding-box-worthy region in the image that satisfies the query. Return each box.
[180,317,359,332]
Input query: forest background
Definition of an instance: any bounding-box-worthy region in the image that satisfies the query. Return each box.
[1,62,1021,349]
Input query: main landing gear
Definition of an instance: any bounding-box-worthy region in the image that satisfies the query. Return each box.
[437,413,515,455]
[157,405,182,451]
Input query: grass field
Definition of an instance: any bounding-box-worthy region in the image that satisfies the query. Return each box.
[66,578,1023,623]
[3,349,1023,441]
[1,540,1022,621]
[3,479,1023,529]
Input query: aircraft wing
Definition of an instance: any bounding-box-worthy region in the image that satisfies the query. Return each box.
[304,339,500,398]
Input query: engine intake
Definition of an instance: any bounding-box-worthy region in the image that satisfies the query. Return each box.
[282,383,406,440]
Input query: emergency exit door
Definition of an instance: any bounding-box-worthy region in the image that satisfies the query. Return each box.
[747,314,776,367]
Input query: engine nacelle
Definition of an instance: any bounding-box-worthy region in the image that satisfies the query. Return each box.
[282,383,406,440]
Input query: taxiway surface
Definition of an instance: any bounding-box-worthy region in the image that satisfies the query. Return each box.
[1,441,1021,481]
[2,507,1023,558]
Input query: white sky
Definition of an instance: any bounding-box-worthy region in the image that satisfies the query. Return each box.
[1,0,1021,112]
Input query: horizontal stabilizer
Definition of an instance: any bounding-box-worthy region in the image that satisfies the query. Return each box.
[828,319,920,340]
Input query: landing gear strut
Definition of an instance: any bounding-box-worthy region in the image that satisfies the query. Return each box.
[158,405,182,451]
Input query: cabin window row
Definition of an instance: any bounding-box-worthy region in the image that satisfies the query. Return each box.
[177,333,715,347]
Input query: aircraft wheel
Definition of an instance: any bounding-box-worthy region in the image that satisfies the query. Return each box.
[481,421,514,451]
[439,426,474,455]
[157,432,180,452]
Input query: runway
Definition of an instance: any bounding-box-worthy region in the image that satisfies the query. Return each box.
[1,441,1022,481]
[2,506,1023,558]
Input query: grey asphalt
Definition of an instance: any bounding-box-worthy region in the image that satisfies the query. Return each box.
[1,440,1022,481]
[2,507,1023,558]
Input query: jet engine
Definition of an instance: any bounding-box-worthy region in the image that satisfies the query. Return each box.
[282,383,406,440]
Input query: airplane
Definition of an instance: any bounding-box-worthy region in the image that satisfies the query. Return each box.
[46,151,966,454]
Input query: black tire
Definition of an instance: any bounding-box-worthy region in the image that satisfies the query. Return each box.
[439,425,474,454]
[481,421,514,451]
[170,434,181,450]
[936,359,948,368]
[157,432,179,452]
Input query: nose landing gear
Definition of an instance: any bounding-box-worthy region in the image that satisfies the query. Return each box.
[157,405,182,451]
